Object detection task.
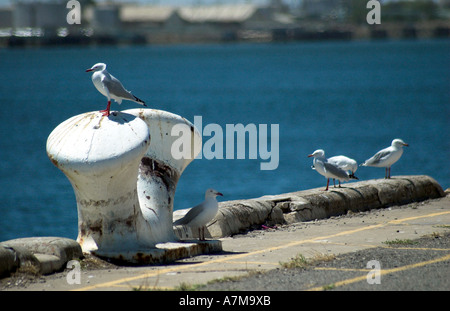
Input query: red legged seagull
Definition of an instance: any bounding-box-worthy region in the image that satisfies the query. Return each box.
[86,63,146,117]
[361,138,409,179]
[308,149,357,191]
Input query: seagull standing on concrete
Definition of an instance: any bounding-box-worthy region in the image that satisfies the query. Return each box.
[361,138,409,179]
[174,189,223,241]
[86,63,146,117]
[308,149,357,191]
[327,155,359,187]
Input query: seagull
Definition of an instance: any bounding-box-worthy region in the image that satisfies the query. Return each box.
[308,149,357,191]
[327,155,359,187]
[361,138,409,179]
[173,189,223,241]
[86,63,146,117]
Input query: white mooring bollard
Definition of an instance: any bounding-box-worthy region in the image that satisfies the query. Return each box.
[46,109,221,264]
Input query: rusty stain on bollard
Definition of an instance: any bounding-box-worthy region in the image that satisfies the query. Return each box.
[125,108,203,248]
[47,109,220,264]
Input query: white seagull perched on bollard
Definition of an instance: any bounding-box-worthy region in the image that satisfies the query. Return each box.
[86,63,146,117]
[361,138,409,179]
[308,149,357,191]
[173,189,223,241]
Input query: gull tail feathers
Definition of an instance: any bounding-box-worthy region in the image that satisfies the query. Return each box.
[349,173,359,180]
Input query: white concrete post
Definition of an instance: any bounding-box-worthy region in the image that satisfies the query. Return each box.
[46,109,205,263]
[47,111,151,254]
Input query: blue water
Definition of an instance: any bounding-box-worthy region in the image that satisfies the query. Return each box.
[0,39,449,242]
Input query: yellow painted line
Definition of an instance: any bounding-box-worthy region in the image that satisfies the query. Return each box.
[135,286,176,291]
[72,225,382,291]
[72,256,249,291]
[224,261,280,266]
[307,253,450,291]
[388,212,450,224]
[385,247,449,251]
[73,210,450,291]
[314,267,369,272]
[313,241,379,249]
[138,287,176,291]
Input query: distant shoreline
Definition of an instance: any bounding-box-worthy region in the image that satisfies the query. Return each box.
[1,20,449,48]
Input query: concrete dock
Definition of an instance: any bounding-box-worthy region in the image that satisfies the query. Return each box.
[1,175,449,291]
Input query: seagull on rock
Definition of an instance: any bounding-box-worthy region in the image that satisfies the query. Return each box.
[86,63,146,117]
[327,155,359,187]
[174,189,223,241]
[361,138,409,179]
[308,149,357,191]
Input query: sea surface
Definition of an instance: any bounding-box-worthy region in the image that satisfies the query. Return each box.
[0,39,449,241]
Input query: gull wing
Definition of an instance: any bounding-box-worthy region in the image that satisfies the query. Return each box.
[323,161,349,180]
[365,149,391,166]
[173,201,206,226]
[102,74,135,101]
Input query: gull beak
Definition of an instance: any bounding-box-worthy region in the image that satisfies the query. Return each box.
[86,68,93,72]
[216,192,223,196]
[403,143,409,147]
[307,154,313,158]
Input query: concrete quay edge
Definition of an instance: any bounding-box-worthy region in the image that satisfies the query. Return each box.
[1,175,446,279]
[174,175,445,239]
[0,237,82,277]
